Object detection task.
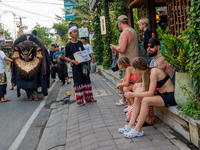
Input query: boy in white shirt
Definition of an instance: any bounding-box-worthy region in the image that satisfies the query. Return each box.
[80,37,94,72]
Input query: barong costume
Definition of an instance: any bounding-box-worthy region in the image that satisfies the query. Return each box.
[11,34,50,98]
[65,41,94,104]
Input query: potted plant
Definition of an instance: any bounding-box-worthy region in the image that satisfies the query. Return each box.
[159,33,195,106]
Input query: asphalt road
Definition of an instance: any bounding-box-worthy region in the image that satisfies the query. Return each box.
[0,71,59,150]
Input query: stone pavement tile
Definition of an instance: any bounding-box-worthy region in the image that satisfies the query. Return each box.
[37,132,65,150]
[66,142,81,150]
[92,123,107,129]
[152,139,172,146]
[98,144,118,150]
[142,126,155,131]
[134,141,155,148]
[81,138,97,147]
[108,125,121,132]
[144,129,161,135]
[66,139,81,148]
[93,127,108,133]
[112,132,124,139]
[157,145,180,150]
[96,134,113,142]
[66,133,81,142]
[114,137,133,144]
[81,143,98,150]
[146,133,167,140]
[80,133,96,142]
[138,147,159,150]
[66,131,80,140]
[80,129,94,137]
[94,131,111,139]
[98,140,115,147]
[50,146,65,150]
[170,139,191,150]
[42,122,67,138]
[117,142,137,150]
[105,121,120,127]
[132,136,151,142]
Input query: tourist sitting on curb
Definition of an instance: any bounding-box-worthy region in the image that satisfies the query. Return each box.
[147,38,175,84]
[117,57,154,125]
[118,57,176,138]
[116,57,140,111]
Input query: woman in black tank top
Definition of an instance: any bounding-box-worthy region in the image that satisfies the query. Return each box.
[118,57,176,139]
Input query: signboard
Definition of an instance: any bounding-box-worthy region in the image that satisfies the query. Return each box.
[78,27,89,38]
[73,50,91,63]
[100,16,106,35]
[89,0,101,12]
[64,0,78,21]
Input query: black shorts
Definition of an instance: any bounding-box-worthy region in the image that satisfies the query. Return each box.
[157,91,177,107]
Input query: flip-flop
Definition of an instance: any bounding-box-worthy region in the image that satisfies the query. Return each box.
[86,99,97,102]
[1,99,11,102]
[77,103,85,106]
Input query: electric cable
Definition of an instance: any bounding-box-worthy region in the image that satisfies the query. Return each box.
[0,2,56,19]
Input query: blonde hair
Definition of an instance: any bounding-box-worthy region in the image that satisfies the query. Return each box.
[138,18,149,28]
[131,57,150,91]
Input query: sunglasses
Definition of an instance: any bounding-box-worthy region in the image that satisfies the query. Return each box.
[147,45,155,48]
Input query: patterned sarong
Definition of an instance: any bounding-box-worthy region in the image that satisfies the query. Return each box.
[0,72,7,97]
[0,72,7,85]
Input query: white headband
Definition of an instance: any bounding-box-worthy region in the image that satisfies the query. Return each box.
[68,26,77,34]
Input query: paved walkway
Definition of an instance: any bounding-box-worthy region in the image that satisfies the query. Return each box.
[37,73,190,150]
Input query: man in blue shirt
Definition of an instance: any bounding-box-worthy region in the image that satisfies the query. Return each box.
[53,45,67,85]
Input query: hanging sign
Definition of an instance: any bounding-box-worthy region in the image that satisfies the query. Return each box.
[100,16,106,35]
[78,27,89,37]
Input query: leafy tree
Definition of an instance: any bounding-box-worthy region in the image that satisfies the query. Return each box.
[53,15,70,45]
[4,30,13,40]
[72,0,93,29]
[33,23,53,45]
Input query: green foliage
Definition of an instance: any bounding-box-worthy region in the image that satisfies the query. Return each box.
[53,16,69,45]
[33,23,53,46]
[101,0,112,69]
[160,34,190,72]
[185,0,200,98]
[156,25,168,40]
[73,0,93,29]
[4,30,13,40]
[92,7,103,64]
[110,0,128,45]
[178,85,200,119]
[132,9,139,34]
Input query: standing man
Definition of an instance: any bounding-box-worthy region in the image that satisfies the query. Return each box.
[65,26,96,106]
[80,37,94,72]
[147,38,175,84]
[110,15,139,105]
[0,50,13,102]
[110,15,139,63]
[50,44,57,79]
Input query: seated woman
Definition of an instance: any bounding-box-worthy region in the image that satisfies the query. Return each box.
[118,57,176,138]
[116,57,140,108]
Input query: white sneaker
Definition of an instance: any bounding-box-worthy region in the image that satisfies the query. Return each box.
[123,128,144,138]
[118,125,131,134]
[123,106,130,113]
[116,99,126,106]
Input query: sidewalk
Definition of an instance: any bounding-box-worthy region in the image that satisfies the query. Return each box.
[37,73,190,150]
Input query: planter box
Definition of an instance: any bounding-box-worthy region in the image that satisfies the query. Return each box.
[155,106,200,148]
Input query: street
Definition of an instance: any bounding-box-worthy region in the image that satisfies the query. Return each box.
[0,71,59,150]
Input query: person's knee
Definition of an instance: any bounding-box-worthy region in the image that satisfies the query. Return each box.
[142,97,150,106]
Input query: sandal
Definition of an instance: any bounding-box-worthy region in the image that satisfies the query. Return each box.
[77,103,85,106]
[86,99,97,102]
[123,128,144,138]
[1,98,11,102]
